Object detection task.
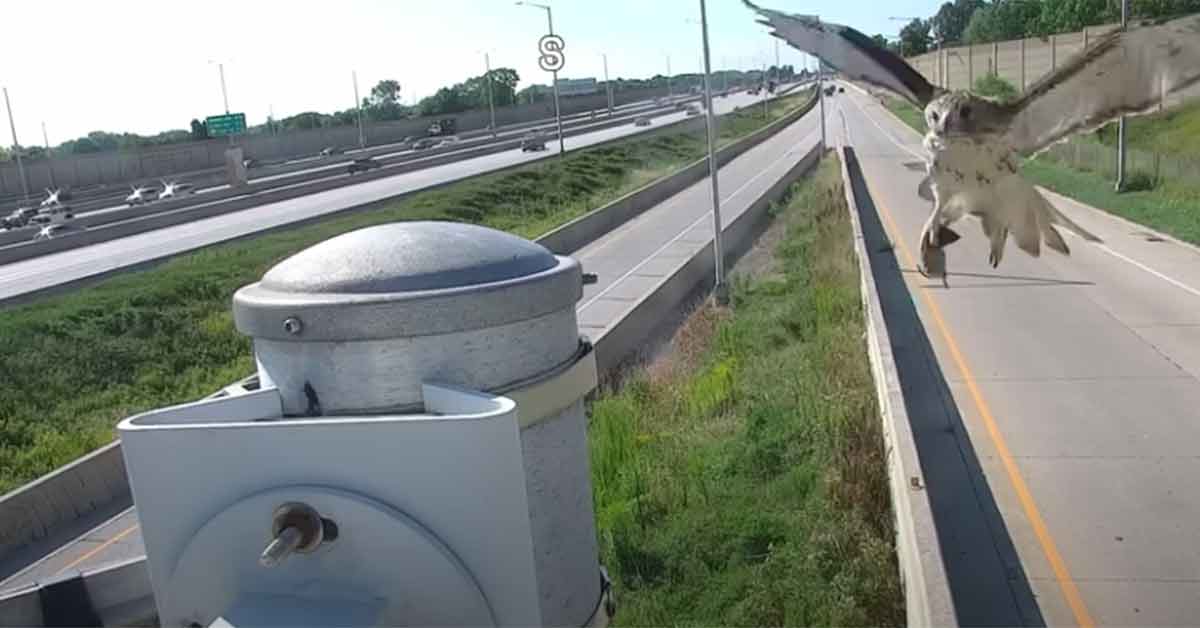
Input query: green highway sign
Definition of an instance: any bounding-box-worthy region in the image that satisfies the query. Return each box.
[206,113,246,137]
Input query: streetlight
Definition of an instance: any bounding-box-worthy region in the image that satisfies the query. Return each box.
[41,121,55,188]
[696,0,727,304]
[665,54,673,98]
[516,1,565,157]
[478,50,497,135]
[207,58,235,146]
[352,70,365,150]
[602,53,614,115]
[1115,0,1128,191]
[2,87,29,200]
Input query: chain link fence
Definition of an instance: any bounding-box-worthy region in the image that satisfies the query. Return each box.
[1038,138,1200,190]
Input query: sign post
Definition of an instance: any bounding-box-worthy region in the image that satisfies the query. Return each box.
[538,33,567,157]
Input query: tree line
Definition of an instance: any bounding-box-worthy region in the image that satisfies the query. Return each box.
[878,0,1200,55]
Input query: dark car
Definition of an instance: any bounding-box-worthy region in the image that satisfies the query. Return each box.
[520,133,548,152]
[347,157,383,175]
[319,146,344,157]
[412,137,441,150]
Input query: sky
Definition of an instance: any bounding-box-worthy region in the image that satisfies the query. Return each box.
[2,0,940,144]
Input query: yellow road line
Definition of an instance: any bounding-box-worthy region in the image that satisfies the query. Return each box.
[54,524,139,576]
[861,174,1097,628]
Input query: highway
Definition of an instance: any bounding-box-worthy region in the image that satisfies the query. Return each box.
[0,85,826,593]
[831,84,1200,626]
[0,88,793,303]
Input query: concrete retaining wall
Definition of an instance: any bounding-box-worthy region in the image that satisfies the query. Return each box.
[0,86,682,197]
[839,146,957,627]
[0,90,817,568]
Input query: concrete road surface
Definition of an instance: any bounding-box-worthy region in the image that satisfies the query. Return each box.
[0,89,790,304]
[0,98,825,593]
[831,84,1200,626]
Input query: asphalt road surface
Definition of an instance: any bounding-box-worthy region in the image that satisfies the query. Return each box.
[831,83,1200,627]
[0,94,825,593]
[0,89,794,303]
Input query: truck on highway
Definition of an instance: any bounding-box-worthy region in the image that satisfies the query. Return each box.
[427,118,457,136]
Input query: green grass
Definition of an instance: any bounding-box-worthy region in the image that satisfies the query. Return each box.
[589,156,904,626]
[882,96,1200,246]
[1094,100,1200,159]
[0,90,815,493]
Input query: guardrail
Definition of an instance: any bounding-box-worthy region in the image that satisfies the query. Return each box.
[0,97,822,627]
[839,145,957,627]
[0,88,818,580]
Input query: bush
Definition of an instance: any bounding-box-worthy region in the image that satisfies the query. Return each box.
[972,74,1019,104]
[1123,171,1158,192]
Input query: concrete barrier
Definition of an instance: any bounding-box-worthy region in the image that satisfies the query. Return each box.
[594,142,822,374]
[0,103,706,265]
[838,146,957,627]
[0,91,817,575]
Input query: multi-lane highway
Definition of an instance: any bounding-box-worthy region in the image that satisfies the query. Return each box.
[830,84,1200,626]
[0,84,826,595]
[0,87,797,303]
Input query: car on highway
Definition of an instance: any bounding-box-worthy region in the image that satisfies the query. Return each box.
[347,157,383,175]
[412,137,441,150]
[125,184,156,206]
[684,104,701,116]
[520,132,548,152]
[30,223,80,241]
[157,180,197,201]
[319,146,345,157]
[634,116,652,127]
[5,207,38,228]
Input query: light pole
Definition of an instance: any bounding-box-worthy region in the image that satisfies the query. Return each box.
[2,87,29,200]
[516,1,565,157]
[41,121,55,188]
[602,53,614,115]
[665,54,673,98]
[697,0,727,304]
[352,70,365,150]
[481,51,497,134]
[1115,0,1128,191]
[208,59,234,146]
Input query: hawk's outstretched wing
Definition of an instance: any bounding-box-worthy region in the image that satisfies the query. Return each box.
[1004,13,1200,157]
[741,0,940,108]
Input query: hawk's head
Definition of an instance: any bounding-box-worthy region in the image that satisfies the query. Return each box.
[924,91,1010,139]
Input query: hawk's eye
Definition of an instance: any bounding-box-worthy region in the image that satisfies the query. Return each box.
[960,105,972,119]
[930,111,939,122]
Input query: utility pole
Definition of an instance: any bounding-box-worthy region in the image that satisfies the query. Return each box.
[41,121,55,188]
[352,71,365,150]
[1115,0,1128,191]
[602,53,614,115]
[3,87,29,200]
[666,54,672,98]
[698,0,727,304]
[218,63,230,114]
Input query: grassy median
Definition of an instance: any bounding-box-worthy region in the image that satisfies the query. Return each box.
[884,97,1200,246]
[589,156,904,625]
[0,91,813,493]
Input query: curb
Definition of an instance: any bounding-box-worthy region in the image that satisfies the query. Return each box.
[838,145,958,627]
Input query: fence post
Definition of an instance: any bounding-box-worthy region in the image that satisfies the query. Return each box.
[1083,27,1089,49]
[1051,34,1057,71]
[1020,38,1027,91]
[992,42,999,76]
[968,45,974,85]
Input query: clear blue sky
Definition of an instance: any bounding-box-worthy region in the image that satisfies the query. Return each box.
[2,0,940,143]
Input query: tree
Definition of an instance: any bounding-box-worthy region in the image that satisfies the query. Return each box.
[362,79,411,122]
[190,119,209,141]
[965,0,1044,43]
[871,33,890,48]
[899,18,932,55]
[931,0,985,44]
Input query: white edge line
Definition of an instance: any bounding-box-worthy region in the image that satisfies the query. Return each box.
[579,127,820,311]
[846,88,1200,300]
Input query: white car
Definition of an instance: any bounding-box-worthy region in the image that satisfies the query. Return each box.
[157,180,196,201]
[125,184,156,206]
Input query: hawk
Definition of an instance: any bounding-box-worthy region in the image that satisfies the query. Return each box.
[743,0,1200,283]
